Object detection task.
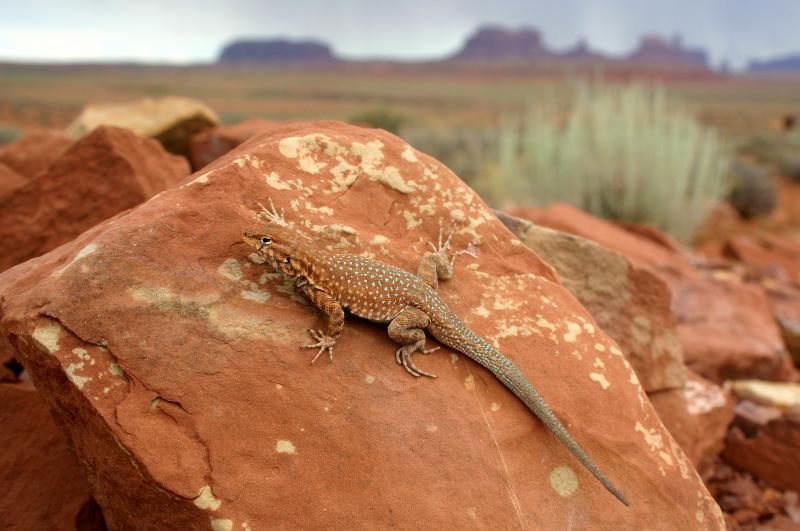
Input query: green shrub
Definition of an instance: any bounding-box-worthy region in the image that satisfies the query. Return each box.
[349,107,407,134]
[738,131,800,166]
[494,83,731,242]
[0,123,22,145]
[779,154,800,182]
[727,160,776,219]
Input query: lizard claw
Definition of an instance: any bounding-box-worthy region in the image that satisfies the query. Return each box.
[395,343,438,378]
[304,329,337,364]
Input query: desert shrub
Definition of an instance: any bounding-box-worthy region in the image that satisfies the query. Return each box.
[0,124,21,145]
[738,130,800,166]
[400,126,497,191]
[727,160,777,219]
[779,154,800,182]
[494,83,730,242]
[349,107,407,134]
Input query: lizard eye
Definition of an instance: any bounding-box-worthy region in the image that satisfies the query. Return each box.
[284,256,290,264]
[260,237,271,245]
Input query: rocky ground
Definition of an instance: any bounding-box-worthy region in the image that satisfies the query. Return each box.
[0,97,798,529]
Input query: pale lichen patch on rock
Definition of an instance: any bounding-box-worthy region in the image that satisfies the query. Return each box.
[549,465,578,497]
[635,422,664,453]
[276,440,297,455]
[563,321,582,343]
[364,374,375,384]
[464,374,476,391]
[403,210,422,229]
[490,402,501,412]
[589,372,610,390]
[401,144,418,162]
[183,171,211,187]
[211,518,233,531]
[218,259,243,282]
[65,362,91,389]
[55,242,99,276]
[265,171,291,190]
[32,321,62,353]
[194,485,222,511]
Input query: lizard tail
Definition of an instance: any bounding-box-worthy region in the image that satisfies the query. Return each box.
[437,322,630,507]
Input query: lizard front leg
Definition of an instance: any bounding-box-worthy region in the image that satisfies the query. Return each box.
[388,308,439,378]
[416,224,475,290]
[298,285,345,364]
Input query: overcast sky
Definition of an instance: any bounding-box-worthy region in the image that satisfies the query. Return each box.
[0,0,798,68]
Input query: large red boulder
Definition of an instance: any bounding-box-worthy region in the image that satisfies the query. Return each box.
[0,121,723,529]
[0,383,103,530]
[0,129,73,180]
[0,125,189,272]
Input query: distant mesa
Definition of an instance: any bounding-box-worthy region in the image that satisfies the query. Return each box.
[219,38,336,64]
[626,34,708,69]
[450,26,552,61]
[448,26,709,70]
[748,54,800,73]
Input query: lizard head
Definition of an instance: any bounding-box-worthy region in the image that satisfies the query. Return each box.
[242,222,305,276]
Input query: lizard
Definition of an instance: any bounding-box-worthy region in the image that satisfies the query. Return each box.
[241,200,630,507]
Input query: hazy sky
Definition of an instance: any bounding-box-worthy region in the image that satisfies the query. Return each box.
[1,0,798,68]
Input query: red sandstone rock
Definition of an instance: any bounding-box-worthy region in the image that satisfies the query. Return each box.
[497,211,686,393]
[188,118,288,171]
[0,125,189,272]
[0,161,26,199]
[0,129,73,180]
[510,203,698,280]
[673,277,792,383]
[648,371,733,475]
[723,235,800,284]
[725,404,800,493]
[513,204,795,384]
[0,121,723,528]
[0,383,102,530]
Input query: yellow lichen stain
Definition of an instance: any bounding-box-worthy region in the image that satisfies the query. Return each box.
[239,289,270,304]
[402,145,419,162]
[55,242,99,276]
[549,465,578,497]
[563,321,582,343]
[635,422,664,452]
[365,374,375,384]
[695,509,704,523]
[594,343,606,352]
[449,208,466,222]
[536,318,556,333]
[218,259,243,282]
[490,402,501,412]
[466,507,477,520]
[583,322,596,334]
[276,440,297,455]
[32,322,62,353]
[473,304,490,318]
[659,451,673,465]
[265,171,291,190]
[426,424,438,433]
[194,485,222,511]
[108,361,125,378]
[450,353,459,364]
[609,345,623,357]
[183,172,210,187]
[464,374,476,391]
[403,210,422,229]
[210,518,233,531]
[65,362,90,389]
[589,372,610,390]
[72,347,90,360]
[593,358,605,368]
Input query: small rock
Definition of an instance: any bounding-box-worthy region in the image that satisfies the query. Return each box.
[730,380,800,409]
[65,97,219,156]
[0,125,189,272]
[0,129,73,179]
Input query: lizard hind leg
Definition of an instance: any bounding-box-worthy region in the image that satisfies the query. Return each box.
[388,308,439,378]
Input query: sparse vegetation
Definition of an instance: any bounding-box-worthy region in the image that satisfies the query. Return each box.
[727,160,777,219]
[0,123,22,144]
[779,154,800,182]
[492,83,731,242]
[349,107,407,134]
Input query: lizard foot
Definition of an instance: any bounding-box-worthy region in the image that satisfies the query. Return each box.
[428,223,478,269]
[395,343,438,378]
[304,329,337,364]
